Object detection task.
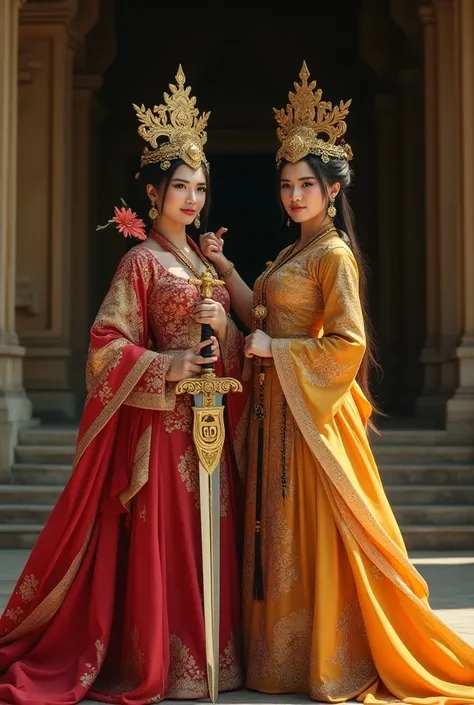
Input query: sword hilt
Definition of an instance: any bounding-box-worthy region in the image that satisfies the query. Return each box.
[200,322,215,373]
[189,271,225,376]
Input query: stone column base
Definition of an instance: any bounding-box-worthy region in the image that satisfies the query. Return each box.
[0,344,33,480]
[446,342,474,440]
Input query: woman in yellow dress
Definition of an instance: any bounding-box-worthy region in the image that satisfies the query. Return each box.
[200,62,474,704]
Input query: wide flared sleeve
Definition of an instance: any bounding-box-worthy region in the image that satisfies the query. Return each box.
[85,246,176,418]
[272,245,367,426]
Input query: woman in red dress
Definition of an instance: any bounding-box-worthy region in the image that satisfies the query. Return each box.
[0,65,248,704]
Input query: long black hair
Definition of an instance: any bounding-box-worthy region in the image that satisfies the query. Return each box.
[132,158,211,234]
[277,154,381,422]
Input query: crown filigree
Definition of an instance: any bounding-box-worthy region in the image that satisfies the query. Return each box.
[274,61,353,166]
[133,65,210,171]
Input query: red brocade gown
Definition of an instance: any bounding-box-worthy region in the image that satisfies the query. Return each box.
[0,241,250,704]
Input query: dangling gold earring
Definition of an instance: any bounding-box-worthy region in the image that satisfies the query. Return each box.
[328,197,337,218]
[194,214,201,229]
[149,198,159,220]
[287,217,291,227]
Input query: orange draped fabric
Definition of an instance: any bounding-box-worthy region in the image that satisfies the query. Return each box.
[243,232,474,704]
[0,241,249,704]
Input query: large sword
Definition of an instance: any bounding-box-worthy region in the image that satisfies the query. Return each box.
[176,270,242,703]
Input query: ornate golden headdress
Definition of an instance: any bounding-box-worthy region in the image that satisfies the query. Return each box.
[133,64,210,172]
[274,61,353,167]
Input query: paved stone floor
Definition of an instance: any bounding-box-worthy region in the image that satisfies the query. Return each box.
[1,549,473,704]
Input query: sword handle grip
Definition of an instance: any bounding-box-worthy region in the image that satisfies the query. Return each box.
[200,323,215,372]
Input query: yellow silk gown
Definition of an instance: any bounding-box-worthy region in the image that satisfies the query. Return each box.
[243,231,474,704]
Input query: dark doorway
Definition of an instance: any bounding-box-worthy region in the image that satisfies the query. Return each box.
[206,154,288,296]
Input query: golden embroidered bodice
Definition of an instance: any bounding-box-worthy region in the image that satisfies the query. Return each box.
[254,235,348,339]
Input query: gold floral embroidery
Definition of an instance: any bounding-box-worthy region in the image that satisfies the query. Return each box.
[120,425,152,509]
[247,609,312,691]
[177,446,199,507]
[87,339,128,397]
[125,352,176,411]
[80,639,106,688]
[166,634,206,698]
[92,628,145,700]
[0,518,96,645]
[163,393,192,434]
[97,383,113,406]
[18,574,39,603]
[5,607,24,623]
[93,250,149,345]
[312,602,376,700]
[147,696,162,704]
[166,635,241,698]
[218,637,242,691]
[296,338,355,387]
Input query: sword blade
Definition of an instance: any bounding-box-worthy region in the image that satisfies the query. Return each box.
[199,462,220,703]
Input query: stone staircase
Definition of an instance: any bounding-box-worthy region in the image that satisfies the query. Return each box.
[0,427,77,548]
[371,428,474,549]
[0,425,473,550]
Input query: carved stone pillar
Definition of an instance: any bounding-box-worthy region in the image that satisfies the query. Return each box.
[446,0,474,436]
[0,0,32,479]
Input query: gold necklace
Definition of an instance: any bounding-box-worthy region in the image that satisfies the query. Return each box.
[150,229,211,279]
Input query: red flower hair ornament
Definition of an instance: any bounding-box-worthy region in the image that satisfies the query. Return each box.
[96,199,146,241]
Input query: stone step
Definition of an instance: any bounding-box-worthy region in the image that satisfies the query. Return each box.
[393,504,474,525]
[0,505,53,525]
[0,485,62,504]
[11,463,72,485]
[379,462,474,485]
[373,444,474,463]
[18,427,78,447]
[401,525,474,550]
[371,429,448,446]
[384,485,474,505]
[0,526,41,549]
[15,445,76,465]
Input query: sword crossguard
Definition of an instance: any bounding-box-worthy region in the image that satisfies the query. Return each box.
[176,376,242,408]
[189,270,225,301]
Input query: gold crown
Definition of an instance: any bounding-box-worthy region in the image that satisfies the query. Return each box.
[133,65,210,171]
[274,61,353,166]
